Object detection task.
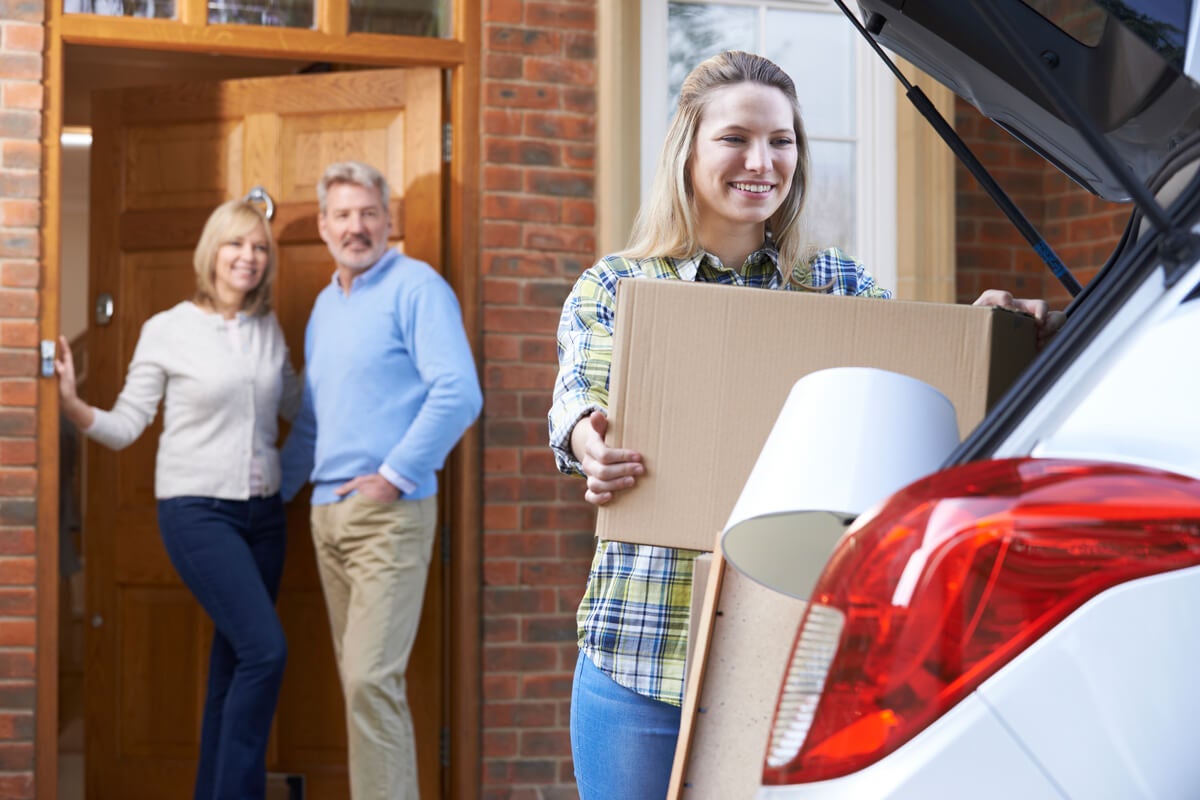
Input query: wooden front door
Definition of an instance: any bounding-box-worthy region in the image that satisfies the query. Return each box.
[83,67,445,800]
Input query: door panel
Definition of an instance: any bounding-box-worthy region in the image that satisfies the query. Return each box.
[85,67,445,800]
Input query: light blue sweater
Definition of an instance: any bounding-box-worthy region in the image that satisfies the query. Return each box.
[280,249,481,505]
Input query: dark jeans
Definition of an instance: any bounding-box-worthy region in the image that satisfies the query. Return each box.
[157,494,288,800]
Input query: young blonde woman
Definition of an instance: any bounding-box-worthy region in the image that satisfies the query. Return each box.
[549,50,1062,799]
[57,199,301,800]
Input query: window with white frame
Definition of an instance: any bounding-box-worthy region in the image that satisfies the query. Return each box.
[640,0,897,288]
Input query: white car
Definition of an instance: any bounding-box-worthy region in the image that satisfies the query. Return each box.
[746,1,1200,797]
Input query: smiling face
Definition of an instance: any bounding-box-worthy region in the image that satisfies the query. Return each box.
[318,181,393,277]
[212,222,270,307]
[689,81,799,247]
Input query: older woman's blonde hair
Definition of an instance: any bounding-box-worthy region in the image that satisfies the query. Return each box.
[192,200,277,317]
[623,50,817,284]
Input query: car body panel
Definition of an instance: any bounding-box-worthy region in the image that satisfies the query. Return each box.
[980,564,1200,799]
[855,0,1200,201]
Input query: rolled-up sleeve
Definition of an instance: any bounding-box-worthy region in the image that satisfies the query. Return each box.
[548,266,619,475]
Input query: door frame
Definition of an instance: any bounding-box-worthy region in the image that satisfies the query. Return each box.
[37,10,483,800]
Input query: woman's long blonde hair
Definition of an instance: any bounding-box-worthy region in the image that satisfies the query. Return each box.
[622,50,817,280]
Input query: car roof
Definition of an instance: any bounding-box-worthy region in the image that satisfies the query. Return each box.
[855,0,1200,203]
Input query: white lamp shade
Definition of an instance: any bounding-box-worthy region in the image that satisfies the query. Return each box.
[721,367,960,599]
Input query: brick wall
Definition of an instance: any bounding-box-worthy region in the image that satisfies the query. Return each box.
[479,1,597,797]
[0,2,44,798]
[954,99,1127,307]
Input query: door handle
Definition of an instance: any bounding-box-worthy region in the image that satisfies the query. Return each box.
[243,185,276,221]
[95,292,114,326]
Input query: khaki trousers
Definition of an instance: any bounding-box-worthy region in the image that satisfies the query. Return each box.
[310,493,438,800]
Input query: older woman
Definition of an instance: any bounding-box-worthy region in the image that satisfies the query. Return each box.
[56,199,300,800]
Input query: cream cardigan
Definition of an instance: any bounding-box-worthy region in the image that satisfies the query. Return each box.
[86,301,301,499]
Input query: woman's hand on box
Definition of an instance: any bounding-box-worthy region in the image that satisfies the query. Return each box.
[973,289,1067,348]
[571,411,645,506]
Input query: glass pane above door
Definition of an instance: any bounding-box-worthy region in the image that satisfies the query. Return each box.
[207,0,312,27]
[64,0,174,18]
[349,0,449,36]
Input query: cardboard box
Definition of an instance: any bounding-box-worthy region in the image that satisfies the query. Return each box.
[596,279,1036,551]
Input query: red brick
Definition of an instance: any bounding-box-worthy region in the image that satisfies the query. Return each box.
[481,277,521,305]
[0,289,36,316]
[519,337,558,364]
[2,23,43,52]
[1,82,40,110]
[0,741,32,771]
[0,682,33,710]
[521,730,570,758]
[561,87,595,114]
[483,447,519,473]
[0,620,34,647]
[0,410,33,437]
[484,0,522,24]
[524,57,594,86]
[0,111,40,139]
[0,469,33,496]
[484,252,558,277]
[524,111,593,141]
[561,199,594,226]
[483,532,566,561]
[0,589,34,615]
[0,557,33,583]
[0,261,37,288]
[0,380,34,406]
[0,171,38,199]
[0,200,37,228]
[0,652,34,681]
[486,82,561,110]
[522,225,593,253]
[0,53,40,83]
[0,0,44,24]
[0,772,32,799]
[482,108,523,137]
[482,165,522,193]
[0,321,35,348]
[483,306,561,334]
[484,364,555,391]
[0,440,35,465]
[483,332,520,361]
[526,3,594,30]
[0,140,38,169]
[482,195,561,223]
[483,503,519,531]
[485,26,561,57]
[0,234,37,261]
[484,52,523,80]
[481,730,518,759]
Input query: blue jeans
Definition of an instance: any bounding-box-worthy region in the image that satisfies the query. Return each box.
[157,495,288,800]
[571,650,682,800]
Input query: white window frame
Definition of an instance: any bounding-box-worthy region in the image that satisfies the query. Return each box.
[639,0,897,290]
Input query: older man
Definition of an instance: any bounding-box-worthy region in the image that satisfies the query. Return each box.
[281,160,482,799]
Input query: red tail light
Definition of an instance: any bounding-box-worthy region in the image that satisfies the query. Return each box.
[764,458,1200,785]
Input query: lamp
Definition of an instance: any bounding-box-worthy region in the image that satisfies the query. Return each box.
[720,367,961,599]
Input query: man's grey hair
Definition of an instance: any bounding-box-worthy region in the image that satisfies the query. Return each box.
[317,161,391,212]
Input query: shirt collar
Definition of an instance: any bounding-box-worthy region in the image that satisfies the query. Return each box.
[328,247,399,292]
[673,241,784,285]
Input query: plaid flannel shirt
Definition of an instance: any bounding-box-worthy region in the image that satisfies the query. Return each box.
[549,245,890,706]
